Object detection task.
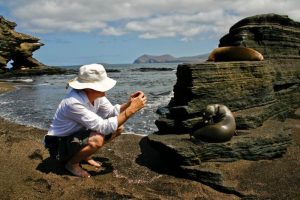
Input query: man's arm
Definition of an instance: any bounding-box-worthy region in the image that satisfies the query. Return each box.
[120,102,130,113]
[66,102,118,135]
[107,91,147,141]
[117,91,147,127]
[119,91,145,113]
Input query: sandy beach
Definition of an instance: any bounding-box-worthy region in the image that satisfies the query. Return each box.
[0,82,239,199]
[0,82,299,199]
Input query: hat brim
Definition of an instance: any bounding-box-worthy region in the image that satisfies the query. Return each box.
[68,77,116,92]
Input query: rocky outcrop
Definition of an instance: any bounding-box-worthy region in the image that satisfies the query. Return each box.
[219,13,300,59]
[155,59,300,132]
[148,119,293,195]
[147,13,300,196]
[155,13,300,133]
[0,16,44,71]
[133,54,208,64]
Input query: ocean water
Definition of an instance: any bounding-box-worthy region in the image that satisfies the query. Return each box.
[0,63,178,135]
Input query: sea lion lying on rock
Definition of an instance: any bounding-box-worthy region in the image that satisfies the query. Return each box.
[207,46,264,62]
[192,104,236,143]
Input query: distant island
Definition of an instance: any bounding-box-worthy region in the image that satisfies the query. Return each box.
[133,54,209,64]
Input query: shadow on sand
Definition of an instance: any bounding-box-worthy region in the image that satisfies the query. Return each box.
[36,156,114,177]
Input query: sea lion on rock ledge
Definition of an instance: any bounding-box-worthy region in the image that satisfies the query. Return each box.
[207,46,264,62]
[192,104,236,143]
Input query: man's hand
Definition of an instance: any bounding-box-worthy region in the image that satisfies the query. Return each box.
[117,91,147,127]
[127,91,147,115]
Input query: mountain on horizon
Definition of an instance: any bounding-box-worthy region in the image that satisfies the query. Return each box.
[133,53,208,64]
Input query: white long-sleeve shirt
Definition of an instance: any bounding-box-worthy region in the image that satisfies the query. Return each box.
[47,89,120,137]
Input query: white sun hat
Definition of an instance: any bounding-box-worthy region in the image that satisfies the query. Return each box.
[68,63,116,92]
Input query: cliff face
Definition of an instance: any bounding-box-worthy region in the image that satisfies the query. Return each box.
[148,14,300,196]
[0,16,44,71]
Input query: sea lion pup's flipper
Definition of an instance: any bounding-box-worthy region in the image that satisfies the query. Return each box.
[191,104,236,143]
[207,46,264,62]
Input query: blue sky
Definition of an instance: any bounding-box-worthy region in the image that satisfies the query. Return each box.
[1,0,299,66]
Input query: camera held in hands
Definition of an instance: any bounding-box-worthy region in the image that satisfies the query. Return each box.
[131,91,144,98]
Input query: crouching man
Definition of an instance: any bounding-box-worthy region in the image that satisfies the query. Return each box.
[44,63,147,178]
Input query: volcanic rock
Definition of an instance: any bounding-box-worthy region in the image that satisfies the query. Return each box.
[0,16,44,70]
[155,13,300,133]
[219,13,300,59]
[148,13,300,197]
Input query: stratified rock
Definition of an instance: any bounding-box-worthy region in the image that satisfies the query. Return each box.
[0,16,45,70]
[150,120,292,164]
[219,13,300,59]
[155,14,300,133]
[149,13,300,197]
[148,119,293,195]
[155,59,300,132]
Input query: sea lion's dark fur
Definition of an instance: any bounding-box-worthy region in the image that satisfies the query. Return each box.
[207,46,264,62]
[192,104,236,143]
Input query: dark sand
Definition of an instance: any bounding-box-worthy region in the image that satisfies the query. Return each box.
[0,82,299,199]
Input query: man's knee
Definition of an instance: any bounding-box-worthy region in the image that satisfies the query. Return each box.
[88,133,104,149]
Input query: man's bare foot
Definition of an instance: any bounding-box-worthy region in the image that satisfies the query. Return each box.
[65,162,91,178]
[85,159,102,168]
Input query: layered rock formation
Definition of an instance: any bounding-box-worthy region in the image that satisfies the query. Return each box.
[156,59,299,132]
[0,16,44,71]
[148,13,300,196]
[155,13,300,132]
[219,13,300,59]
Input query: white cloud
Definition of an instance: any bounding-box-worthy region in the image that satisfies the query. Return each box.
[101,26,126,36]
[3,0,300,40]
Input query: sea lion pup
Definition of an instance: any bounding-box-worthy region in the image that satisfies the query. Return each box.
[192,104,236,143]
[207,46,264,62]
